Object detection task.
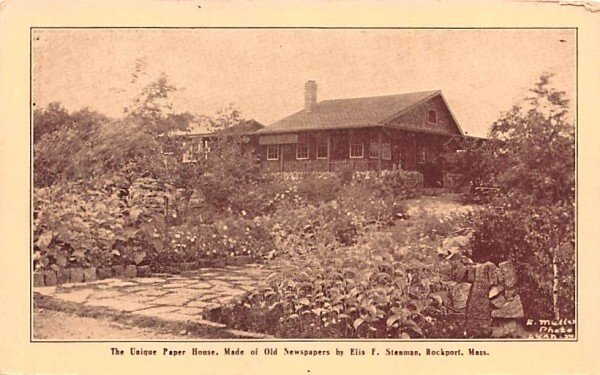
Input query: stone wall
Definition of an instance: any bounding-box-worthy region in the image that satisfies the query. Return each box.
[440,234,526,338]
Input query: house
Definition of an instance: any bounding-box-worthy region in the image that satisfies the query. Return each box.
[178,119,265,162]
[254,81,465,187]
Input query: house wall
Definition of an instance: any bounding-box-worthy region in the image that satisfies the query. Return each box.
[256,128,450,187]
[390,96,461,135]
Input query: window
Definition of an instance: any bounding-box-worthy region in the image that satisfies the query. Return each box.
[202,139,211,159]
[316,140,329,159]
[428,110,438,124]
[369,141,379,158]
[296,142,309,160]
[266,145,279,160]
[381,142,392,160]
[349,141,364,159]
[417,148,427,163]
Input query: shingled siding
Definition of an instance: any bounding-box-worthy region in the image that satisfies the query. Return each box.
[390,95,460,135]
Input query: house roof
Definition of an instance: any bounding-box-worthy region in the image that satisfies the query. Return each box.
[173,119,265,137]
[257,89,457,134]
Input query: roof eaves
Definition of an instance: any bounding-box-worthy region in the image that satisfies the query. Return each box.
[254,123,384,135]
[379,90,442,125]
[438,92,465,136]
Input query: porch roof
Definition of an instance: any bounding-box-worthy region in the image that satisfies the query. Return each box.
[257,90,447,134]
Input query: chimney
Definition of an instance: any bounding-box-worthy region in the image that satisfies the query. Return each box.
[304,80,317,111]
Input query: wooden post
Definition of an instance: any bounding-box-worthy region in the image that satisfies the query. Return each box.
[279,144,284,172]
[327,134,331,172]
[377,129,383,172]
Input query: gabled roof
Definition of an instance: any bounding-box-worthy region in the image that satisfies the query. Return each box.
[257,89,461,134]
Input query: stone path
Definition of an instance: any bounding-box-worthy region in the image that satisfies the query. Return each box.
[34,264,276,338]
[404,194,475,217]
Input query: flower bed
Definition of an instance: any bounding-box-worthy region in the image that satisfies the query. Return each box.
[210,211,470,338]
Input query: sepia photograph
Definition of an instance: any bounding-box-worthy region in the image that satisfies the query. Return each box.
[31,27,576,341]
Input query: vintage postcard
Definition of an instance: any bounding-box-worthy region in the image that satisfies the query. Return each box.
[1,1,599,374]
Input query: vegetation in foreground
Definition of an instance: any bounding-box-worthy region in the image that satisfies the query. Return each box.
[33,72,575,338]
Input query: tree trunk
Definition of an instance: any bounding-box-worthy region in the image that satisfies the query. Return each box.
[552,245,560,320]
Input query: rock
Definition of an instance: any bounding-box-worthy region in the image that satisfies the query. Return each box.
[488,285,504,299]
[33,272,45,287]
[203,305,223,322]
[487,264,502,286]
[69,268,84,283]
[492,319,525,338]
[466,266,476,283]
[197,259,213,268]
[460,255,474,265]
[450,282,471,311]
[180,262,198,271]
[465,263,493,337]
[97,267,114,280]
[439,261,453,278]
[43,270,57,286]
[446,252,462,261]
[56,268,70,284]
[499,260,517,289]
[442,235,470,252]
[124,265,137,278]
[83,267,97,282]
[452,261,467,282]
[491,295,524,319]
[210,258,227,268]
[180,270,202,277]
[227,256,252,267]
[490,294,508,309]
[113,265,126,278]
[137,265,152,277]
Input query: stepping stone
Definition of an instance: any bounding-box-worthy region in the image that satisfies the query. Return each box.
[151,293,194,306]
[53,289,95,304]
[132,277,168,284]
[178,307,205,315]
[186,300,212,308]
[85,298,150,312]
[88,290,124,299]
[101,280,138,288]
[33,286,57,296]
[161,313,226,328]
[133,306,181,316]
[163,282,196,289]
[133,289,171,298]
[187,282,213,290]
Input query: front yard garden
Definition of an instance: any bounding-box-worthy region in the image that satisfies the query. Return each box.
[33,74,575,339]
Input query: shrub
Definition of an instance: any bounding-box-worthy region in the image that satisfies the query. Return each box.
[294,173,342,206]
[212,214,466,338]
[469,74,575,321]
[33,177,166,270]
[353,170,424,200]
[337,184,405,230]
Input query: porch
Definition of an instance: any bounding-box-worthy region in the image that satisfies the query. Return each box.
[256,127,448,187]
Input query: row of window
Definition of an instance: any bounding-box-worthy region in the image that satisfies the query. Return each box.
[266,141,393,161]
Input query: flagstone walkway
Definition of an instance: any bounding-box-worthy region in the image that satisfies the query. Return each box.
[34,264,276,338]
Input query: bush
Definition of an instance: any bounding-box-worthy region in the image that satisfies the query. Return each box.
[469,74,575,321]
[33,176,166,270]
[353,170,424,200]
[295,173,342,206]
[212,213,470,338]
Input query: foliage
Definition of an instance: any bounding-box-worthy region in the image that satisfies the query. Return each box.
[443,137,502,201]
[33,103,109,144]
[33,177,168,270]
[353,170,424,200]
[470,74,575,320]
[214,211,470,338]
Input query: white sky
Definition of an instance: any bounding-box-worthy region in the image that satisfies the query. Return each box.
[33,29,575,137]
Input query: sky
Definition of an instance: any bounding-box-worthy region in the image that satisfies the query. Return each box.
[32,29,575,137]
